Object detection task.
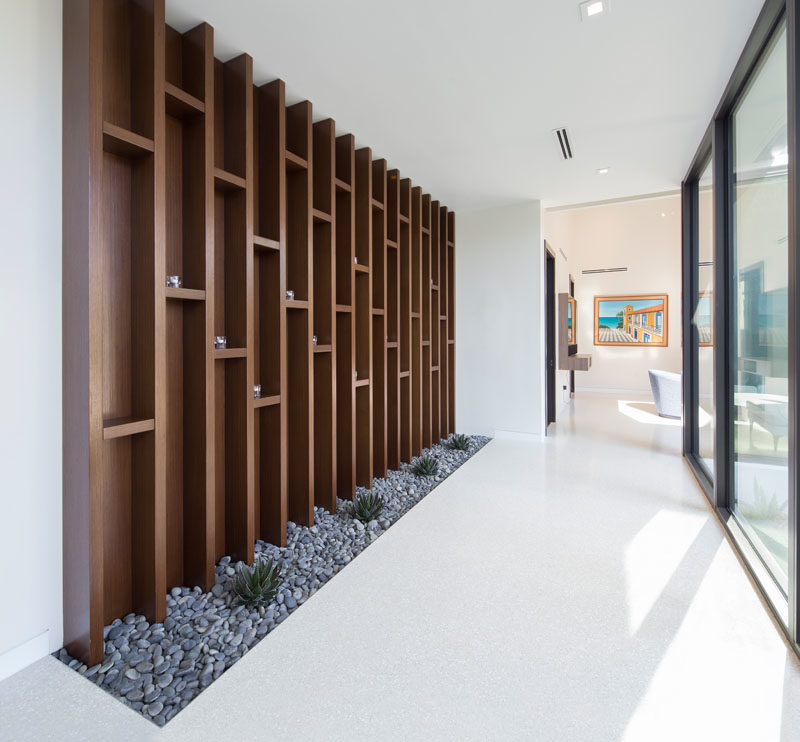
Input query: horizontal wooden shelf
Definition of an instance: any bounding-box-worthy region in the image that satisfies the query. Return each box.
[386,239,398,249]
[386,341,398,348]
[166,287,205,301]
[447,240,454,247]
[312,208,332,224]
[448,339,455,345]
[286,299,309,310]
[431,284,439,291]
[354,379,370,388]
[313,344,332,353]
[335,177,351,192]
[399,370,410,378]
[411,312,421,319]
[422,340,431,347]
[253,234,280,251]
[285,150,308,171]
[102,121,154,158]
[335,304,352,313]
[371,308,384,316]
[165,81,205,118]
[440,315,447,320]
[103,416,155,440]
[214,347,247,359]
[354,264,370,274]
[422,226,430,236]
[371,198,384,211]
[432,366,439,372]
[214,167,246,191]
[254,394,281,408]
[399,213,410,224]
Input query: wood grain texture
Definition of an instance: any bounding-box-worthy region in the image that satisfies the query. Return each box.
[354,148,373,487]
[285,100,314,526]
[312,119,337,512]
[64,4,455,665]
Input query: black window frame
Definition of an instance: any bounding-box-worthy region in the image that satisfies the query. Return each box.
[682,0,799,652]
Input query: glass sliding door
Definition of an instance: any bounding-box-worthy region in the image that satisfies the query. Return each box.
[730,20,789,593]
[695,159,715,476]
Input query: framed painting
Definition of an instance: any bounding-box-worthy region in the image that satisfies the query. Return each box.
[593,294,669,347]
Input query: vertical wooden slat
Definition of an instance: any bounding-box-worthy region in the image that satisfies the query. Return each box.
[372,158,387,479]
[399,177,413,463]
[335,134,356,498]
[285,101,315,525]
[255,79,288,546]
[386,169,401,470]
[355,148,373,486]
[313,119,337,512]
[411,186,423,456]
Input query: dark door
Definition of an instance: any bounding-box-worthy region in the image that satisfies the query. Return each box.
[545,248,556,428]
[569,276,575,395]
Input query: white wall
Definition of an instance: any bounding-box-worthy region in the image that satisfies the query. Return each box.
[544,195,682,393]
[0,1,63,679]
[456,201,544,439]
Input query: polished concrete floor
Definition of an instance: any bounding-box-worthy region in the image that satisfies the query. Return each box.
[2,392,800,741]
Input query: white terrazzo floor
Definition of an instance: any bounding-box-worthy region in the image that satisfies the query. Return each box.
[2,392,800,741]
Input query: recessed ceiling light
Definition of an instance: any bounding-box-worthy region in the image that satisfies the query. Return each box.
[580,0,607,20]
[597,167,610,175]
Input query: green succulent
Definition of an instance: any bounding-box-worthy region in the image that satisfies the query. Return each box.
[449,433,470,451]
[231,557,281,608]
[414,454,439,477]
[353,490,384,522]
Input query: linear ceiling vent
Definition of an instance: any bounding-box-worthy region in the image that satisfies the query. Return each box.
[553,127,574,160]
[581,267,627,275]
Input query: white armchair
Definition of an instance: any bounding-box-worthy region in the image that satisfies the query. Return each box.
[648,369,682,419]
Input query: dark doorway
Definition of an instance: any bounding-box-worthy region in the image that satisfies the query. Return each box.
[545,244,556,429]
[569,276,575,396]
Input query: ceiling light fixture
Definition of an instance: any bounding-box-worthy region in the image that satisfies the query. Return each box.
[597,167,609,175]
[580,0,607,20]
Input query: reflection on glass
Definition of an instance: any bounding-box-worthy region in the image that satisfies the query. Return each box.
[731,22,789,592]
[695,159,714,474]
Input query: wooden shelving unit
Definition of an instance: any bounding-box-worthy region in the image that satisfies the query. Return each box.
[63,0,456,666]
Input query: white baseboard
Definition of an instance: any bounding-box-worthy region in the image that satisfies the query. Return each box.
[0,631,50,682]
[575,386,651,395]
[494,429,542,442]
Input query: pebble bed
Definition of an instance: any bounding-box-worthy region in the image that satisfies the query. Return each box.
[57,436,490,726]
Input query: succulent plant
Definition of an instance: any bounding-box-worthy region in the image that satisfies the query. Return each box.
[414,454,439,477]
[449,433,470,451]
[231,557,281,608]
[353,490,384,522]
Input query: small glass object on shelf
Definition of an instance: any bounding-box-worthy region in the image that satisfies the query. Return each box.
[286,289,295,301]
[253,384,261,400]
[166,274,182,288]
[312,335,318,346]
[214,336,227,350]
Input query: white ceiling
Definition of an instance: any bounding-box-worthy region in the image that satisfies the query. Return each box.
[166,0,764,211]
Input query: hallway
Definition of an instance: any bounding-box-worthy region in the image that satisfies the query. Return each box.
[2,392,799,741]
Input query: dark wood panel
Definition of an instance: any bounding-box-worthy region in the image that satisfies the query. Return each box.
[63,1,455,666]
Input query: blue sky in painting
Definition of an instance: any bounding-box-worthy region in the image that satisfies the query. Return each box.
[597,298,664,317]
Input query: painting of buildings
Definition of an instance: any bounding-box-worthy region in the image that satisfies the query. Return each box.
[594,294,669,346]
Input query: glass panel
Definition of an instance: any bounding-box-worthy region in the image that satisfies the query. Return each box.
[695,158,714,475]
[731,21,788,593]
